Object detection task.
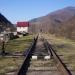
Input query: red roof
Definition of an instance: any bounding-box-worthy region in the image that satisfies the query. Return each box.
[17,22,29,27]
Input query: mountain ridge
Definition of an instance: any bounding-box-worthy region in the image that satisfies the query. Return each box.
[0,13,15,32]
[29,6,75,39]
[30,6,75,23]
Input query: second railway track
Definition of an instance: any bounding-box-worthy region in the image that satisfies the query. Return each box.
[16,34,72,75]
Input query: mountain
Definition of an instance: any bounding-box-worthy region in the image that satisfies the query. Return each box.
[0,13,15,32]
[30,6,75,22]
[29,6,75,39]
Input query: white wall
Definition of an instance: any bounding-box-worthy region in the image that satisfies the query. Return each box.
[17,27,28,33]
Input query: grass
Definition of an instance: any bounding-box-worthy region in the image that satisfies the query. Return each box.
[0,35,33,53]
[0,35,33,74]
[44,34,75,71]
[0,57,24,75]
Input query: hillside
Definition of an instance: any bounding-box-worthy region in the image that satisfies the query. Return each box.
[29,6,75,39]
[30,6,75,23]
[0,13,15,32]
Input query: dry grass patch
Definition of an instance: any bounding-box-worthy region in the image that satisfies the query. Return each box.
[44,34,75,70]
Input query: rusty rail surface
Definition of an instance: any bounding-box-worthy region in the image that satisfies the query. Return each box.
[16,35,38,75]
[44,39,72,75]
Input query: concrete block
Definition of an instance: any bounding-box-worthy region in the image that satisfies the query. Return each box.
[32,56,37,60]
[44,56,51,60]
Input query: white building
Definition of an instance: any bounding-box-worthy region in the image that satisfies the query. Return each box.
[16,22,29,33]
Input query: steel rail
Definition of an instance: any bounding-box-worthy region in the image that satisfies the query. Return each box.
[16,35,38,75]
[44,39,72,75]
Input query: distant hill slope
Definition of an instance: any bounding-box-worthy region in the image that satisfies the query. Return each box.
[29,6,75,39]
[0,13,15,32]
[30,6,75,23]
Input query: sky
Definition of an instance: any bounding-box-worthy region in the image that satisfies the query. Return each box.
[0,0,75,24]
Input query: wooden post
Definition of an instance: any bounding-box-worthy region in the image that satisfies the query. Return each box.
[1,41,5,56]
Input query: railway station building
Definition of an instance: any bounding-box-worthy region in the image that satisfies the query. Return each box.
[16,22,29,33]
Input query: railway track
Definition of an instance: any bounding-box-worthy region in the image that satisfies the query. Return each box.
[16,35,72,75]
